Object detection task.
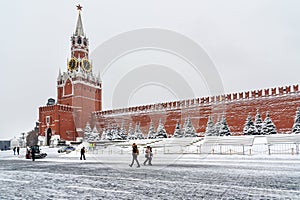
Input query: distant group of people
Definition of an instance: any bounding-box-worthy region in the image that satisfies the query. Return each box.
[129,143,153,168]
[80,143,153,167]
[12,143,154,167]
[12,147,20,155]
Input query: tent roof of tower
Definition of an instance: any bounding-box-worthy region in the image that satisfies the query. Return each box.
[75,10,84,36]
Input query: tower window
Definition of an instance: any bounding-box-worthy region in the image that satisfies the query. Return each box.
[77,37,82,44]
[46,116,50,124]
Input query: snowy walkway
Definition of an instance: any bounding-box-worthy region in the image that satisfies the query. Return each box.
[0,148,299,199]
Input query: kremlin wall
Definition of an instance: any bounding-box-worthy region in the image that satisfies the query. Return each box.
[92,84,300,136]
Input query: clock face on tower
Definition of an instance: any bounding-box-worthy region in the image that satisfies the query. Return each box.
[68,58,78,71]
[81,58,92,72]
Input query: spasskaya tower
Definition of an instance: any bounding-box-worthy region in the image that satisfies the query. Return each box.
[39,5,102,145]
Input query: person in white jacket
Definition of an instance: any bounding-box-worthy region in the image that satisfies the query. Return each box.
[143,146,153,166]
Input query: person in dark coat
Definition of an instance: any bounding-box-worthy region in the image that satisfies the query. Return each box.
[31,147,35,161]
[129,143,140,168]
[16,147,20,155]
[13,147,16,155]
[80,147,86,160]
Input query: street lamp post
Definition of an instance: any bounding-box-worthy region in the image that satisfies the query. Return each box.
[21,132,25,148]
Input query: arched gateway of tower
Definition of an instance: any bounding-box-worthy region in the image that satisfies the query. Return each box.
[39,5,102,144]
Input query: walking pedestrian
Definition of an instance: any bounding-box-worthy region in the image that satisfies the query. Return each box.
[129,143,140,168]
[13,147,16,155]
[16,147,20,155]
[26,147,30,159]
[149,146,153,165]
[31,146,35,161]
[80,147,86,160]
[143,146,153,166]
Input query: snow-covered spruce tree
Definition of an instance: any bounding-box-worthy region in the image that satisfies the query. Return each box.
[205,116,215,136]
[292,108,300,134]
[101,128,107,140]
[112,125,122,140]
[219,115,231,136]
[105,124,113,140]
[262,112,277,135]
[119,121,127,140]
[91,125,101,141]
[173,121,183,138]
[135,122,144,139]
[254,110,263,135]
[243,114,257,135]
[183,116,197,137]
[214,116,221,136]
[147,121,156,139]
[156,118,168,138]
[83,122,92,141]
[127,123,137,140]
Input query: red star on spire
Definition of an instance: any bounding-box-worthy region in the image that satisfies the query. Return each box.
[76,4,82,11]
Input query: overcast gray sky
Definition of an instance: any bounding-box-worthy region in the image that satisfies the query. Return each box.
[1,0,299,140]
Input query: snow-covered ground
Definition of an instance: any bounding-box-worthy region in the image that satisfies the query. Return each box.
[0,146,300,199]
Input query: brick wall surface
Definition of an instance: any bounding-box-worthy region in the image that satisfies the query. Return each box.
[92,85,300,136]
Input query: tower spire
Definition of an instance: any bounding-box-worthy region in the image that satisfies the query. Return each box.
[75,4,84,36]
[68,5,91,73]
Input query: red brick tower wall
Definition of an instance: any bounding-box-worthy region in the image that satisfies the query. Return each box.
[39,105,77,141]
[56,77,102,137]
[72,81,102,130]
[57,79,73,106]
[95,86,102,111]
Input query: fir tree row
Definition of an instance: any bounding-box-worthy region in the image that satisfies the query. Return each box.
[84,108,300,142]
[205,114,231,136]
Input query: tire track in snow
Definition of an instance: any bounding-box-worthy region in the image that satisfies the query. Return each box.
[66,185,132,194]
